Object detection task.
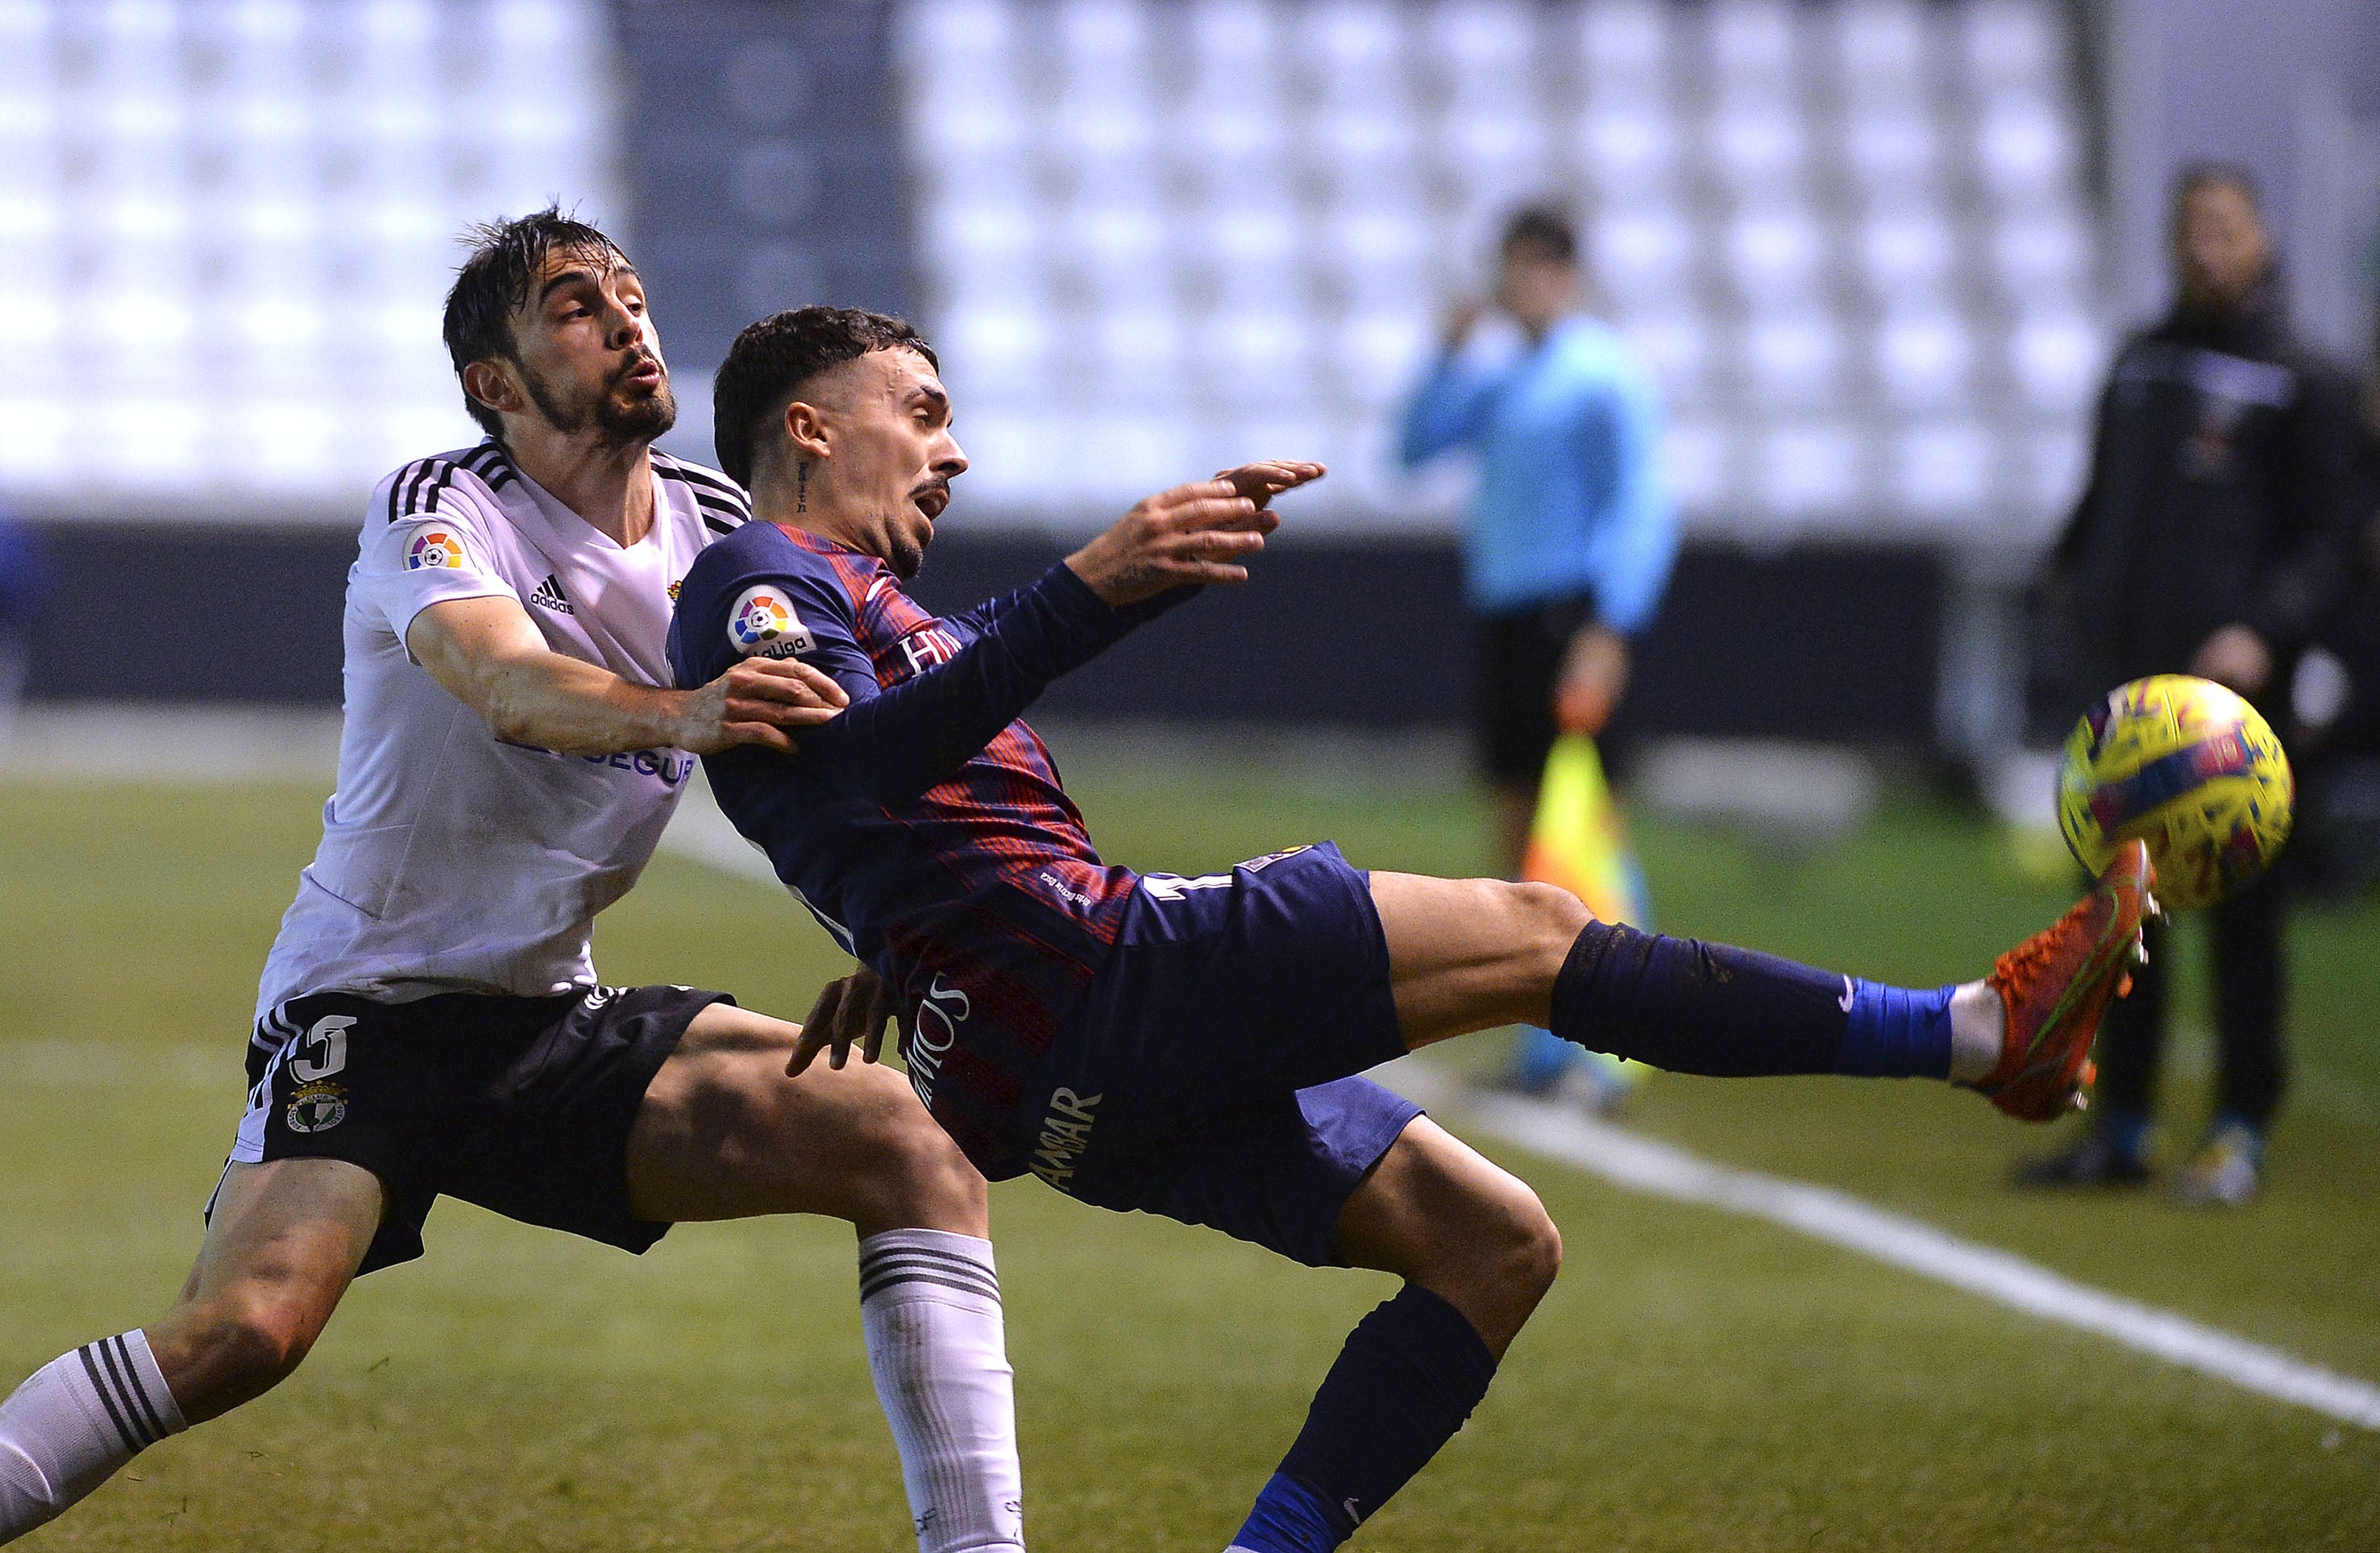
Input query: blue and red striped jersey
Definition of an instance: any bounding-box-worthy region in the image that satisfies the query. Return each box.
[670,520,1151,1175]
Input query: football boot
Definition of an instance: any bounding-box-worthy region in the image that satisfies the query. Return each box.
[1970,838,2154,1123]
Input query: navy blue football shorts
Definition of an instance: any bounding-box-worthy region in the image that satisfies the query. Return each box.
[1011,841,1423,1267]
[218,984,728,1276]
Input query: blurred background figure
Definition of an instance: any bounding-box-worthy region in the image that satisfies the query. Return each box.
[2021,165,2358,1205]
[1398,205,1680,1107]
[0,508,40,753]
[2285,334,2380,899]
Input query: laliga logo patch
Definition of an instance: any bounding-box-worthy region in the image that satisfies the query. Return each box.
[729,583,816,658]
[405,527,467,571]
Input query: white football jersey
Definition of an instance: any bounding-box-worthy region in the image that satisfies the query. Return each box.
[255,440,750,1016]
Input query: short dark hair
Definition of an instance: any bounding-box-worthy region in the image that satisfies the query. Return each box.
[712,306,940,488]
[1500,204,1578,265]
[442,206,633,438]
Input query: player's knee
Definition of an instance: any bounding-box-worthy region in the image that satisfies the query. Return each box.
[1492,878,1593,982]
[1513,879,1593,940]
[222,1295,322,1388]
[856,1094,987,1230]
[172,1288,325,1410]
[1468,1177,1562,1301]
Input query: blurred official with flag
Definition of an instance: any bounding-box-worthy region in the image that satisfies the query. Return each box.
[1398,205,1679,1106]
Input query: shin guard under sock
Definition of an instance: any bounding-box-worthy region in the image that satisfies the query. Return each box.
[1549,920,1954,1079]
[1228,1286,1497,1552]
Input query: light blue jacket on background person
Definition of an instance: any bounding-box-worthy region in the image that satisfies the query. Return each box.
[1398,314,1680,633]
[1398,313,1679,1098]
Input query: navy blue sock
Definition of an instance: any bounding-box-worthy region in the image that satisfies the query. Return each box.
[1228,1286,1497,1552]
[1550,920,1950,1079]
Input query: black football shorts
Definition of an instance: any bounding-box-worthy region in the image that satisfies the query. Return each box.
[218,984,730,1275]
[1473,593,1597,787]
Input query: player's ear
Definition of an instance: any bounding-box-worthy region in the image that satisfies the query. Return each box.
[783,399,833,463]
[461,359,523,419]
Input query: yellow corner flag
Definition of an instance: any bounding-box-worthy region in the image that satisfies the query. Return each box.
[1519,733,1652,1097]
[1521,732,1648,928]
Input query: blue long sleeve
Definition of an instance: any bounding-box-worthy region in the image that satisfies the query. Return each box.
[944,576,1194,641]
[671,521,1209,813]
[790,563,1137,807]
[1398,353,1498,468]
[1577,367,1680,636]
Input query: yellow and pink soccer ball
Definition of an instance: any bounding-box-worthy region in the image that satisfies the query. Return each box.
[2057,675,2293,911]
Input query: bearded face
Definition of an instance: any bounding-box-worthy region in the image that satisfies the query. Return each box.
[518,347,678,445]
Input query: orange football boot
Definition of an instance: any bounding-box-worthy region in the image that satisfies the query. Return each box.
[1969,838,2154,1122]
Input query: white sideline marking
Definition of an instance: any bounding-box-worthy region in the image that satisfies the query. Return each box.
[1379,1062,2380,1431]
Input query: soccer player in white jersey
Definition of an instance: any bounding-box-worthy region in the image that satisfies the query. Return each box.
[0,210,1026,1551]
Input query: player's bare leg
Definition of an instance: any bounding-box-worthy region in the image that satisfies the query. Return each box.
[1367,874,1582,1043]
[1366,850,2149,1115]
[0,1159,379,1543]
[1330,1119,1560,1358]
[152,1159,382,1419]
[625,1003,1022,1553]
[1224,1120,1557,1551]
[626,1003,986,1233]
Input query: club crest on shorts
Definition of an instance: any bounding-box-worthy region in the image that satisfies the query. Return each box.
[285,1081,347,1134]
[729,583,816,658]
[405,527,468,571]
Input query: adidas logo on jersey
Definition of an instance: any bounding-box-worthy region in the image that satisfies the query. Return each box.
[529,574,575,616]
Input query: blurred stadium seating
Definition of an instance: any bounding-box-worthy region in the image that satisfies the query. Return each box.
[0,0,2370,750]
[0,0,2103,545]
[0,0,613,513]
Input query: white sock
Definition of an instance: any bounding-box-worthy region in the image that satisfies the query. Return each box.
[858,1230,1025,1553]
[1947,980,2005,1083]
[0,1331,185,1543]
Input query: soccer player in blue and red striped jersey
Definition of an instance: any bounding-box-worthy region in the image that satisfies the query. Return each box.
[670,307,2154,1553]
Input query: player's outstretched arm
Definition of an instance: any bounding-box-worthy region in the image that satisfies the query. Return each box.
[686,467,1319,805]
[1062,461,1321,606]
[409,594,848,757]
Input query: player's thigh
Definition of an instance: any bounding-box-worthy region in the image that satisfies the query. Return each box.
[624,1002,984,1234]
[1369,871,1590,1047]
[153,1157,384,1419]
[1330,1117,1561,1357]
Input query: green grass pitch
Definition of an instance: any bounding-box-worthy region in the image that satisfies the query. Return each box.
[3,758,2376,1550]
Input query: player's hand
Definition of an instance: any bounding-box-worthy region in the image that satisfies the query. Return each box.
[788,965,901,1076]
[1214,459,1326,509]
[672,657,850,756]
[1554,625,1629,735]
[1064,463,1322,607]
[2191,623,2272,699]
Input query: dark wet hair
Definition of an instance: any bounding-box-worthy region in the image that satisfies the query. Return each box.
[712,305,939,488]
[442,205,633,438]
[1500,204,1578,265]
